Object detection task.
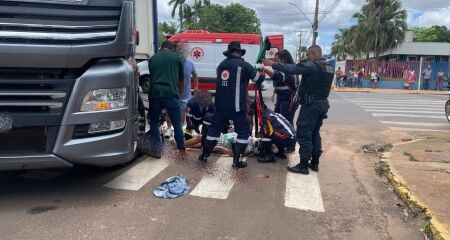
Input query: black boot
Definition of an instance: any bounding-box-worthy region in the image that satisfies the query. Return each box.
[287,157,310,175]
[257,140,275,163]
[198,139,217,163]
[275,146,287,159]
[309,154,320,172]
[232,143,248,169]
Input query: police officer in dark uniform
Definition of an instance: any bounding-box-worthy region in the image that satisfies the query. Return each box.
[199,41,266,168]
[264,45,334,174]
[264,50,298,158]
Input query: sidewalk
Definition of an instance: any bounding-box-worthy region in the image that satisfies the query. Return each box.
[385,138,450,239]
[333,87,449,95]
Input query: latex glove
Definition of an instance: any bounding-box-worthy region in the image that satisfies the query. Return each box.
[254,63,265,71]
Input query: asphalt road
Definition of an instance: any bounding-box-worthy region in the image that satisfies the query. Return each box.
[1,88,442,240]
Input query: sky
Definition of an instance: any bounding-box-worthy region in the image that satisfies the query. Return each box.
[157,0,450,55]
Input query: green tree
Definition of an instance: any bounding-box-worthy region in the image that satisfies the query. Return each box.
[169,0,189,32]
[331,28,357,60]
[197,3,261,34]
[184,0,211,30]
[158,22,177,47]
[411,25,450,42]
[351,0,407,59]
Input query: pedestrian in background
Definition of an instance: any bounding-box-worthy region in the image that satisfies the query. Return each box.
[436,68,444,91]
[422,65,432,90]
[357,66,364,89]
[348,67,356,87]
[147,40,186,158]
[405,66,415,90]
[370,70,378,89]
[264,45,334,175]
[335,67,343,88]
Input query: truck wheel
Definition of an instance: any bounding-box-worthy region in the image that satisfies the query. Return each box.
[446,100,450,123]
[140,76,150,93]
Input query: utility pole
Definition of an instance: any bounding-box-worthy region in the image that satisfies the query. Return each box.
[312,0,319,45]
[297,31,306,62]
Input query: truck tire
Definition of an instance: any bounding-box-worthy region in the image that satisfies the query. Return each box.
[140,76,150,93]
[446,100,450,123]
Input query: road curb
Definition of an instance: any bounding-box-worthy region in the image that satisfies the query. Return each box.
[332,88,448,95]
[381,145,450,240]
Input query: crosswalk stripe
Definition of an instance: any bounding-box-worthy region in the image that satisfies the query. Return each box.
[390,127,450,133]
[359,106,442,110]
[348,100,444,103]
[380,121,450,127]
[284,158,325,213]
[372,113,445,119]
[365,109,443,114]
[356,103,442,107]
[190,157,236,199]
[104,158,169,191]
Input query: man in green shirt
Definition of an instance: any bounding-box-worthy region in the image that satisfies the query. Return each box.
[148,40,185,158]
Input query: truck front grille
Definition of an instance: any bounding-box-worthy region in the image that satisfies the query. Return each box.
[0,1,122,45]
[0,127,47,154]
[0,68,76,127]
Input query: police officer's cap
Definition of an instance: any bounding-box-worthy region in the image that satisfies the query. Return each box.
[223,41,246,57]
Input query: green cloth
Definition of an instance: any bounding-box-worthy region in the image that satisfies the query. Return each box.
[148,49,184,99]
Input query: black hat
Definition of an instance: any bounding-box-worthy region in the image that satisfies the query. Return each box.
[223,41,246,57]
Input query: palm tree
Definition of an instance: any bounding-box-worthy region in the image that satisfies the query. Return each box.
[353,0,407,59]
[169,0,189,32]
[331,28,357,60]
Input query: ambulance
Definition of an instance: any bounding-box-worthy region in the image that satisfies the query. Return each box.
[169,30,284,91]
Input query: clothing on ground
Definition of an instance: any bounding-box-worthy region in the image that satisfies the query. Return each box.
[153,175,190,199]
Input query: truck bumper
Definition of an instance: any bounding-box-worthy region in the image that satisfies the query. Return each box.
[0,59,138,171]
[0,155,73,171]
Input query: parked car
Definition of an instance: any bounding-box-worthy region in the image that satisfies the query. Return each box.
[137,60,151,93]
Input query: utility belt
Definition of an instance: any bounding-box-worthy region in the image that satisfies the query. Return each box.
[299,93,327,105]
[274,86,290,91]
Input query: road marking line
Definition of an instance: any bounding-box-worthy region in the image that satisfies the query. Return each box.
[284,158,325,213]
[349,99,445,104]
[360,106,442,110]
[104,158,169,191]
[380,121,450,127]
[190,157,236,199]
[390,127,450,133]
[372,113,445,119]
[358,103,443,107]
[365,109,443,114]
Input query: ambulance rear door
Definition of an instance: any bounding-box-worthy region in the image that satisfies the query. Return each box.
[186,42,216,90]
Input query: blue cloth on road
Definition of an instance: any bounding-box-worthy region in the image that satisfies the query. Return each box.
[153,175,190,199]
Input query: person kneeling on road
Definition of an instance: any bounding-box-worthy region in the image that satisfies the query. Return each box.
[185,90,215,143]
[198,41,266,169]
[251,103,296,163]
[264,45,333,175]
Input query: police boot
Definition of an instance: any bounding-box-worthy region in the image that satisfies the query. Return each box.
[287,157,310,175]
[232,143,248,169]
[275,146,287,160]
[257,141,275,163]
[309,153,321,172]
[198,139,217,163]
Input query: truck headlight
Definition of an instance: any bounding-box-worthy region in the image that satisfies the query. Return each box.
[81,88,128,112]
[88,120,126,134]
